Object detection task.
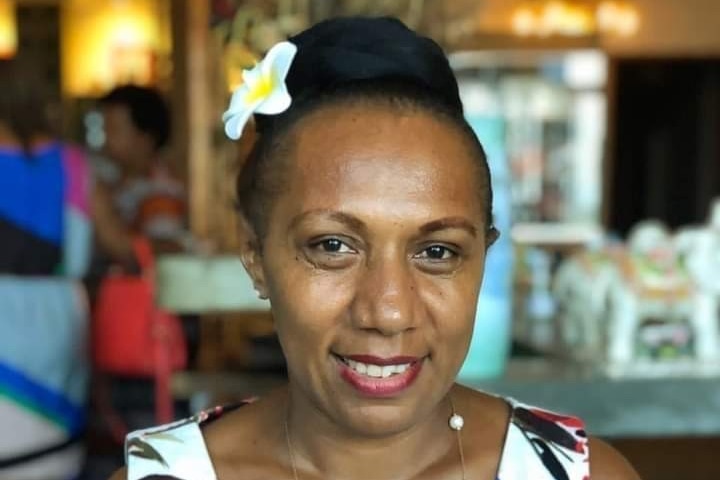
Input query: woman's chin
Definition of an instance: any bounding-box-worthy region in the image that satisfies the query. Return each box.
[338,404,423,438]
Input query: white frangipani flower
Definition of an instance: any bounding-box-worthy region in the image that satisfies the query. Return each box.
[222,41,298,140]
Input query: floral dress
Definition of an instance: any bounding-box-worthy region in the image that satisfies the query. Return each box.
[125,398,589,480]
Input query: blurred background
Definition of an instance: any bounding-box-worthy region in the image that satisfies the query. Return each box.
[0,1,719,479]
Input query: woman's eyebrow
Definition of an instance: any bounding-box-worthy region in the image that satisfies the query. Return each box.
[289,209,368,234]
[418,217,478,237]
[290,211,477,238]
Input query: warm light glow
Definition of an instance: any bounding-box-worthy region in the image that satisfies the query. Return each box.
[511,0,640,38]
[543,2,594,37]
[597,1,640,36]
[61,0,171,97]
[539,1,569,36]
[0,0,17,59]
[114,22,145,47]
[512,7,538,37]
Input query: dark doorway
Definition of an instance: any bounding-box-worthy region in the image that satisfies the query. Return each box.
[608,58,720,237]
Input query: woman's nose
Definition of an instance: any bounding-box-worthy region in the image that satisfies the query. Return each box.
[350,254,417,335]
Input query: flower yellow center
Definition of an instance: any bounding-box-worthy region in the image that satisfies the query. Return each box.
[245,70,275,104]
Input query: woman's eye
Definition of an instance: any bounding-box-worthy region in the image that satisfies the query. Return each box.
[304,237,358,269]
[416,245,456,261]
[313,238,354,254]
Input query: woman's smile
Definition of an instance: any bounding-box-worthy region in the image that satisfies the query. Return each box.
[332,353,428,397]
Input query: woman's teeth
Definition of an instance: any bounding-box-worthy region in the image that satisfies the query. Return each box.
[343,358,411,378]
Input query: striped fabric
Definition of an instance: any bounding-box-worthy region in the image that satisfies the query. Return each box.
[0,143,92,479]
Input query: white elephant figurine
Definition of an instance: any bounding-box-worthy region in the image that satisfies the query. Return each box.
[555,217,720,376]
[605,220,714,376]
[674,199,720,366]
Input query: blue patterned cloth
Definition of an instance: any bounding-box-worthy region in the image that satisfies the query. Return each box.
[0,277,89,479]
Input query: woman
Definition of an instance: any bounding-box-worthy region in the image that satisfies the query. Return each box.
[113,17,640,480]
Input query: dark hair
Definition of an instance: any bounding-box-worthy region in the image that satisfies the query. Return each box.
[99,85,171,150]
[237,17,492,239]
[0,61,53,155]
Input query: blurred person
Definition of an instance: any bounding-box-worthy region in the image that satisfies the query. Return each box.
[0,61,91,480]
[93,85,187,261]
[90,86,199,409]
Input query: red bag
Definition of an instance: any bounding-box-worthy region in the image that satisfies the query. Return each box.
[93,238,186,424]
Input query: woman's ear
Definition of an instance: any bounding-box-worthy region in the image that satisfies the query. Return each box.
[237,215,268,300]
[486,226,500,249]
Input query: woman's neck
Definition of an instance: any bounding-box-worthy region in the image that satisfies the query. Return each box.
[284,385,460,480]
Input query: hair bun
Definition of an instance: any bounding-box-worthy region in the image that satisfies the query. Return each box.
[285,17,463,114]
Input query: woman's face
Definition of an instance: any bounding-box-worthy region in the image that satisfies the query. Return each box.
[245,104,491,436]
[101,105,155,172]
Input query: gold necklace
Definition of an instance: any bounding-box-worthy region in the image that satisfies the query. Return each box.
[283,397,467,480]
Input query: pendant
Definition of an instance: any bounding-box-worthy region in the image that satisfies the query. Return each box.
[449,413,464,431]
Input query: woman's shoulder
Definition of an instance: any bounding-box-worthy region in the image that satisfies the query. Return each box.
[589,437,641,480]
[118,391,287,480]
[119,398,260,480]
[499,396,639,479]
[457,386,639,480]
[201,393,289,477]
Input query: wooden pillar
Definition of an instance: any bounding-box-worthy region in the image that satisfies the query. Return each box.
[172,0,212,239]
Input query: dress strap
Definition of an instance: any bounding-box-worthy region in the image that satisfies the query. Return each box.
[497,398,590,480]
[125,417,217,480]
[124,404,251,480]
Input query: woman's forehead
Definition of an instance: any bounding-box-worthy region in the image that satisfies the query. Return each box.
[277,106,485,221]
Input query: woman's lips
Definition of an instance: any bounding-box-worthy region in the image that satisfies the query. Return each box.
[334,354,425,398]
